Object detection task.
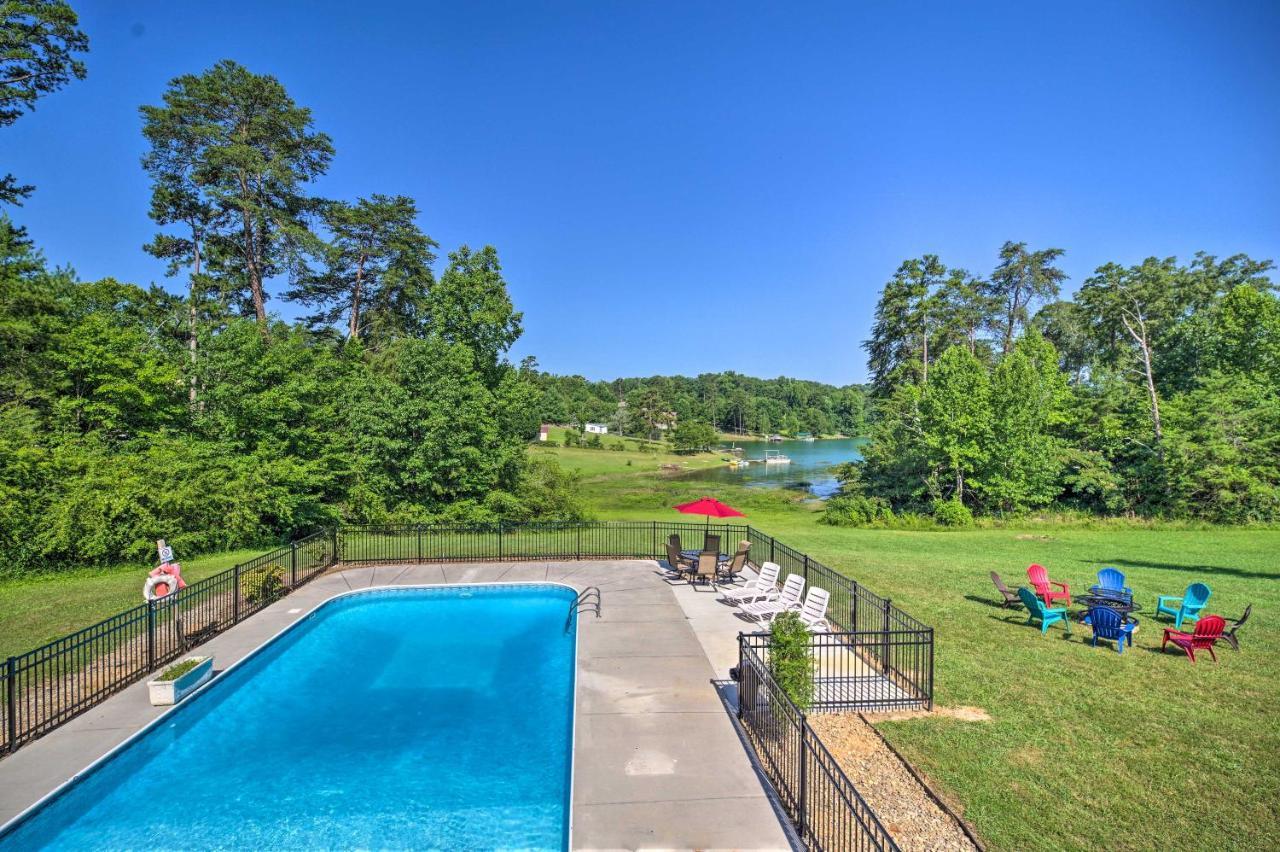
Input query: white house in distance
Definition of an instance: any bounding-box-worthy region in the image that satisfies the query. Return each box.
[584,423,609,435]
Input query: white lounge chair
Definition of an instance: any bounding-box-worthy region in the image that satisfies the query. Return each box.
[720,561,780,605]
[797,587,832,632]
[741,574,805,623]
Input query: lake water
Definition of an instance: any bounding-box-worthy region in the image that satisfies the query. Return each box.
[679,438,864,498]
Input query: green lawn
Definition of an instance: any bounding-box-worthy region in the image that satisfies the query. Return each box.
[0,549,264,659]
[546,441,1280,851]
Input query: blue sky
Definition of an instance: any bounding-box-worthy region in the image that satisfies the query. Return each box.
[5,1,1278,385]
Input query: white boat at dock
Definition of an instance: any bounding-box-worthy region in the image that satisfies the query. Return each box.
[763,450,791,465]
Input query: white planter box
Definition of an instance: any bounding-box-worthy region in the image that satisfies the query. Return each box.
[147,656,214,706]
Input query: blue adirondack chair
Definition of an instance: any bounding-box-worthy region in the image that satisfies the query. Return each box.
[1087,606,1136,653]
[1156,583,1211,629]
[1018,587,1071,635]
[1091,567,1132,603]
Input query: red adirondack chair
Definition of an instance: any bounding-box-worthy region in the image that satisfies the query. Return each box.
[1162,615,1226,663]
[1027,564,1071,608]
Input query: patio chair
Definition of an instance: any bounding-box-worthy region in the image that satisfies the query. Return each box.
[742,574,805,623]
[721,561,780,606]
[990,571,1021,608]
[663,539,693,578]
[797,587,832,632]
[687,550,719,590]
[1087,606,1137,654]
[668,532,683,552]
[1218,604,1252,652]
[1162,615,1225,663]
[718,541,751,581]
[1091,568,1132,603]
[1017,587,1071,635]
[703,533,721,555]
[1027,563,1072,608]
[1155,582,1211,629]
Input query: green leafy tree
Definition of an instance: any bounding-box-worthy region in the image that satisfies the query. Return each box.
[0,0,88,203]
[981,333,1066,512]
[140,60,334,326]
[288,194,437,344]
[919,346,990,503]
[670,420,716,453]
[428,245,522,377]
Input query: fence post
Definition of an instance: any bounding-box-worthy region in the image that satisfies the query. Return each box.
[290,541,298,587]
[417,524,423,563]
[5,656,16,753]
[927,627,935,710]
[881,598,892,675]
[802,554,810,585]
[497,520,503,561]
[233,562,242,624]
[651,521,656,559]
[735,633,744,720]
[850,580,859,632]
[331,527,339,565]
[798,716,810,839]
[769,535,775,565]
[146,600,156,671]
[576,524,582,561]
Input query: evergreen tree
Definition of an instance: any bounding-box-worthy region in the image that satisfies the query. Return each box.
[288,195,437,345]
[0,0,88,203]
[140,60,334,326]
[984,241,1067,354]
[863,255,946,396]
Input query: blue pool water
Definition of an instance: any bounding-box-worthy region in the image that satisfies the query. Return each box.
[0,585,578,851]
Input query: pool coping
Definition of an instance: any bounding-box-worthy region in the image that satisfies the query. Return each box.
[0,582,583,847]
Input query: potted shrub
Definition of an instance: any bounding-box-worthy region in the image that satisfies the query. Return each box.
[147,656,214,706]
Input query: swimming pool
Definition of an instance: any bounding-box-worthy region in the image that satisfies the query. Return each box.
[0,584,578,850]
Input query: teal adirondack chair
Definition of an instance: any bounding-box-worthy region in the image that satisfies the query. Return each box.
[1018,587,1071,635]
[1156,583,1211,629]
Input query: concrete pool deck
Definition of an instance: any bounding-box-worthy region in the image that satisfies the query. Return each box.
[0,560,795,850]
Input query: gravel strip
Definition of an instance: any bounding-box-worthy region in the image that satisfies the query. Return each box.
[809,713,980,852]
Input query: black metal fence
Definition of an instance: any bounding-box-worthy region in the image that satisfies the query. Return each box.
[2,530,336,755]
[337,520,748,564]
[740,628,933,712]
[737,639,901,851]
[2,521,932,757]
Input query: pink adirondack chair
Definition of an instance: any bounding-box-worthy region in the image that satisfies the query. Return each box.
[1162,615,1226,663]
[1027,564,1071,608]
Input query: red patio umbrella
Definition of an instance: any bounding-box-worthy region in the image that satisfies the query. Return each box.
[673,496,746,527]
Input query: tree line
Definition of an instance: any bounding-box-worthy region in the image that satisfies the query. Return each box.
[830,242,1279,525]
[0,12,581,575]
[529,371,868,439]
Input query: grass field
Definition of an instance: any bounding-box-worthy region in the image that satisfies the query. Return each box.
[0,549,264,659]
[545,439,1280,851]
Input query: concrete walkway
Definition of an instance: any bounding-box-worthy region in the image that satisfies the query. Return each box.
[0,560,793,851]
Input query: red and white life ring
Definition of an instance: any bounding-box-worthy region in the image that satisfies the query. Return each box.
[143,574,176,601]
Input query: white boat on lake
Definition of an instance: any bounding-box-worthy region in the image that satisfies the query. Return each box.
[763,450,791,465]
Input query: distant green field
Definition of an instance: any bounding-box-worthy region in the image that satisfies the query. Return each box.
[558,455,1280,851]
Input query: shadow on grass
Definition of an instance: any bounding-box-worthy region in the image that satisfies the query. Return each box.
[963,594,1020,611]
[988,613,1074,639]
[1087,557,1278,581]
